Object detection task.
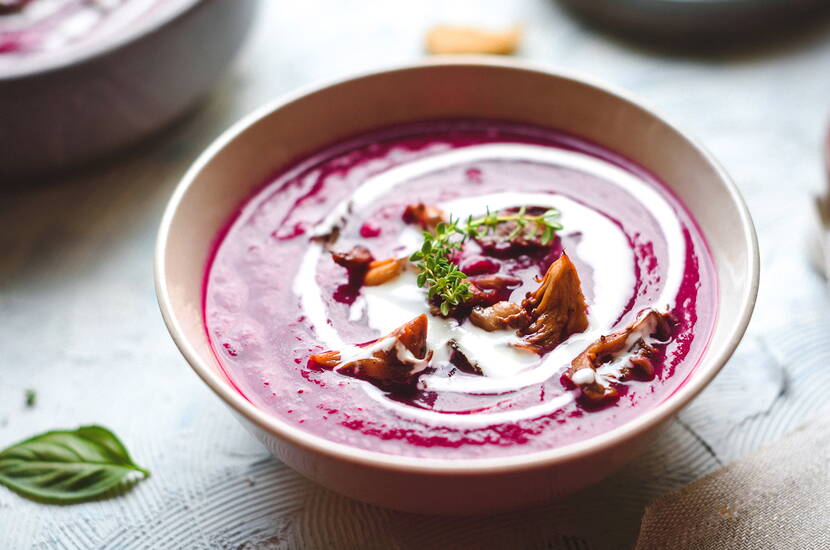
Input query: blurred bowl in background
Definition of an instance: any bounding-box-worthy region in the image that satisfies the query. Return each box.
[0,0,259,181]
[557,0,830,43]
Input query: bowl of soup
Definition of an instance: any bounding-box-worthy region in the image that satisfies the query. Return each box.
[0,0,259,180]
[155,59,759,515]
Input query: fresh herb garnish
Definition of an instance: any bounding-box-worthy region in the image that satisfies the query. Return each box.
[410,217,471,316]
[0,425,149,503]
[464,206,563,244]
[24,389,36,408]
[409,207,562,314]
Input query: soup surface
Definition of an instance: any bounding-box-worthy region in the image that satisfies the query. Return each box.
[0,0,162,67]
[205,121,717,459]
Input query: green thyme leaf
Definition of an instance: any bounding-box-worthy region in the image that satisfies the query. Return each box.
[0,425,149,503]
[409,205,562,314]
[542,225,555,245]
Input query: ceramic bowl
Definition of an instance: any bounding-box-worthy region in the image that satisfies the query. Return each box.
[0,0,259,180]
[155,59,759,515]
[557,0,830,42]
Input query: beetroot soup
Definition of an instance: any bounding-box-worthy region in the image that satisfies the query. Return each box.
[205,121,717,459]
[0,0,161,62]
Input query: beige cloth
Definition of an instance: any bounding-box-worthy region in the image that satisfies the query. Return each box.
[635,416,830,550]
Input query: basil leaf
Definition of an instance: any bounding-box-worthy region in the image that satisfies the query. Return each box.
[0,425,149,503]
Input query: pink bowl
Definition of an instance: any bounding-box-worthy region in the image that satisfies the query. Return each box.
[155,59,759,515]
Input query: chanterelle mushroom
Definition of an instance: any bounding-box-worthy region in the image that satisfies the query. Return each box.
[568,309,674,402]
[470,301,529,332]
[331,245,374,286]
[516,253,589,354]
[309,314,432,392]
[331,246,404,287]
[402,203,445,229]
[363,257,405,286]
[425,25,522,56]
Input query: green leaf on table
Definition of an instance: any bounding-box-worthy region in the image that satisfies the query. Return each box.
[24,389,36,408]
[0,425,149,503]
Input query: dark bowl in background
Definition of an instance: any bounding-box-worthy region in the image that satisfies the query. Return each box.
[0,0,260,180]
[558,0,830,43]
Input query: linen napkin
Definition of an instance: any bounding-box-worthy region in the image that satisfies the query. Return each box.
[635,414,830,549]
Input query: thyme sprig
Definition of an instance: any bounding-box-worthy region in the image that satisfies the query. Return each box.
[464,206,563,244]
[409,217,469,316]
[409,207,563,315]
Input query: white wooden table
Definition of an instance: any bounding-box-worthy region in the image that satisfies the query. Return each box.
[3,1,830,548]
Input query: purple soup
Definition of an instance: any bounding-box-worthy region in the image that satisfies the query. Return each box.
[205,120,717,459]
[0,0,161,61]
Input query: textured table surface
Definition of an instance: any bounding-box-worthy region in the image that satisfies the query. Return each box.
[3,1,830,548]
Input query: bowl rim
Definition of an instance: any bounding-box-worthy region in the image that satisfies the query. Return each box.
[155,57,760,475]
[0,0,202,81]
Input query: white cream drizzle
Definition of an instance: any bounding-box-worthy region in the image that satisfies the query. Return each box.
[334,335,431,377]
[361,269,540,380]
[361,382,576,427]
[570,368,596,386]
[294,144,687,426]
[360,193,635,394]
